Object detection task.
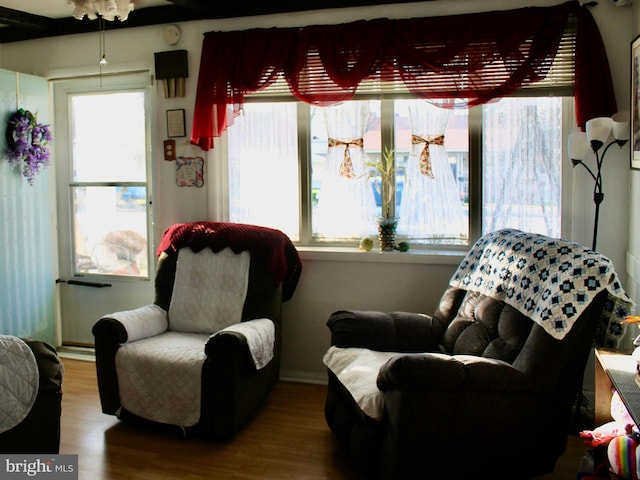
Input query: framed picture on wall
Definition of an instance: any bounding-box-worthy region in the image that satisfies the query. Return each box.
[166,109,186,138]
[631,34,640,169]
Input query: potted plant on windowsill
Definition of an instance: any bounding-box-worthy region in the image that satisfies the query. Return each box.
[365,147,402,251]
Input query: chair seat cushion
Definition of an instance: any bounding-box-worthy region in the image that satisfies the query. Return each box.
[323,345,398,420]
[168,247,250,333]
[0,336,39,434]
[115,331,209,428]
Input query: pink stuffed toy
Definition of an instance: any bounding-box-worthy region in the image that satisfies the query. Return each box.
[580,391,635,447]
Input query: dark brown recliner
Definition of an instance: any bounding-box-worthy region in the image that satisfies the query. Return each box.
[92,222,301,439]
[324,229,629,479]
[0,337,63,453]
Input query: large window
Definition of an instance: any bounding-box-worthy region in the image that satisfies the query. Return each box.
[228,95,567,249]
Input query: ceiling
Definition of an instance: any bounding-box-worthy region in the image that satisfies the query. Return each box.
[0,0,428,44]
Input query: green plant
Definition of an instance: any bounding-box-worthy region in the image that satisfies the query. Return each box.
[365,147,402,219]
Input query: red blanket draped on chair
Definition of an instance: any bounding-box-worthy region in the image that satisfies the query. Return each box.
[156,222,302,301]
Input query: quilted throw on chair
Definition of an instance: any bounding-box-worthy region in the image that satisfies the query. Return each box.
[449,229,632,344]
[0,336,39,433]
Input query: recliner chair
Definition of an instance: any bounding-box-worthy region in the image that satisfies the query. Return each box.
[93,221,301,439]
[324,229,631,479]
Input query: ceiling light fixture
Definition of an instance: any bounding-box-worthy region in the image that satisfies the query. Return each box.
[69,0,134,22]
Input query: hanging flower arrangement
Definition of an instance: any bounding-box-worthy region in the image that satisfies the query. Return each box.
[5,108,53,185]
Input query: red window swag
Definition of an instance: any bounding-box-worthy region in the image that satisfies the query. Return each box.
[191,1,615,151]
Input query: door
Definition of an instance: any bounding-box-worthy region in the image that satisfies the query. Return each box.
[54,73,154,346]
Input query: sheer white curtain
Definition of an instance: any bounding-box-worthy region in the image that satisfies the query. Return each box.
[314,101,376,239]
[482,98,562,238]
[398,101,467,242]
[227,103,300,240]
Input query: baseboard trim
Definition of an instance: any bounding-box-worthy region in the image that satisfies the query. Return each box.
[57,345,96,362]
[56,350,327,385]
[280,369,327,385]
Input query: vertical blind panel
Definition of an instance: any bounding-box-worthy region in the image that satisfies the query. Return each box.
[0,70,55,345]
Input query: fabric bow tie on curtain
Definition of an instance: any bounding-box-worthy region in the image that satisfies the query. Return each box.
[328,137,364,179]
[411,134,445,178]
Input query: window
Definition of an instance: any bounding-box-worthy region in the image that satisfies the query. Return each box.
[227,95,567,249]
[227,102,300,241]
[69,90,151,276]
[482,97,563,239]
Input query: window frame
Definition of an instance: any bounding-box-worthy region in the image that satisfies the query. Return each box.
[222,92,575,252]
[53,75,154,280]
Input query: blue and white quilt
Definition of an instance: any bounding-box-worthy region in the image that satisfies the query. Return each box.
[450,229,632,346]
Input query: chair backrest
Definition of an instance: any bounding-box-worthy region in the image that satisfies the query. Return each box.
[153,221,302,335]
[439,229,629,405]
[154,248,283,329]
[431,285,605,400]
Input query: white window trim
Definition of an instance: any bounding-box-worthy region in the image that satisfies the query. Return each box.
[212,96,576,260]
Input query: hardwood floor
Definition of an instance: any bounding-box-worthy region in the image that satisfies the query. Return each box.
[59,358,590,479]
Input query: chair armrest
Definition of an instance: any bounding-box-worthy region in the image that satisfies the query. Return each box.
[205,330,249,356]
[327,310,444,352]
[91,304,168,415]
[376,353,531,393]
[93,304,168,344]
[205,318,275,369]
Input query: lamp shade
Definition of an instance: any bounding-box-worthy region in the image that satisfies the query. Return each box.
[612,111,630,141]
[586,117,614,149]
[568,131,589,161]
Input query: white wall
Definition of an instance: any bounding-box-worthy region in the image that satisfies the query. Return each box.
[0,0,634,382]
[630,0,640,349]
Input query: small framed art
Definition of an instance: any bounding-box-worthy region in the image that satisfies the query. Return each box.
[166,108,186,138]
[631,34,640,169]
[176,156,204,187]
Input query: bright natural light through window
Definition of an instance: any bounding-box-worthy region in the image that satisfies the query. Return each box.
[227,96,565,250]
[482,97,563,239]
[227,102,300,241]
[70,91,150,276]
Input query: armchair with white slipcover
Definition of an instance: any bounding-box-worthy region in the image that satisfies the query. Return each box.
[92,221,301,439]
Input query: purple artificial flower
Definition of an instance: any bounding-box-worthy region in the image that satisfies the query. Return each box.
[5,109,53,185]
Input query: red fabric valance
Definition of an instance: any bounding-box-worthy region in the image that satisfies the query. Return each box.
[191,1,616,151]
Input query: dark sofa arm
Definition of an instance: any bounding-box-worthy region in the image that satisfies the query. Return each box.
[92,318,129,415]
[377,353,531,393]
[0,340,63,454]
[205,331,255,366]
[202,326,280,439]
[327,310,445,353]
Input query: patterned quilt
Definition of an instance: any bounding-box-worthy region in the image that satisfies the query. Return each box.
[449,229,632,345]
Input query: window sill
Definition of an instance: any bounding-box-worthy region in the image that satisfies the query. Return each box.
[296,246,465,265]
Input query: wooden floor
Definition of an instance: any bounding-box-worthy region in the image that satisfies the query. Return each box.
[59,358,591,479]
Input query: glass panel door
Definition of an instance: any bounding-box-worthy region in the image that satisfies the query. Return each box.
[54,74,154,346]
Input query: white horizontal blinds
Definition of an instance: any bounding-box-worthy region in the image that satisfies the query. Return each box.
[521,15,576,93]
[248,16,576,101]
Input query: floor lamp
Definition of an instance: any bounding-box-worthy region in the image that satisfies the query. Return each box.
[567,113,629,429]
[568,112,630,251]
